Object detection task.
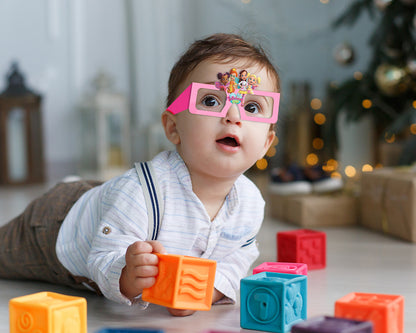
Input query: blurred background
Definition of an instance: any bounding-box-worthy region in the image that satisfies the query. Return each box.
[0,0,415,185]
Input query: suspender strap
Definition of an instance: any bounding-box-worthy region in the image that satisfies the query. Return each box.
[134,161,164,241]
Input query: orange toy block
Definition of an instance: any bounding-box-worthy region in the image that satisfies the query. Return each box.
[9,291,87,333]
[335,292,404,333]
[142,254,216,311]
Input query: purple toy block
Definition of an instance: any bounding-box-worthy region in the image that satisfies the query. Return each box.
[291,316,373,333]
[253,262,307,276]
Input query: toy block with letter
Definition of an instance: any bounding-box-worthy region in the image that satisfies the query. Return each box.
[291,315,373,333]
[335,292,404,333]
[240,271,307,333]
[253,262,307,276]
[142,254,216,311]
[277,229,326,270]
[9,291,87,333]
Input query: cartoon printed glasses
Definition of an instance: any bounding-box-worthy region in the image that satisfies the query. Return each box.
[167,82,280,124]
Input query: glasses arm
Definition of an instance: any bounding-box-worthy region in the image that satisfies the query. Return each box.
[166,84,193,115]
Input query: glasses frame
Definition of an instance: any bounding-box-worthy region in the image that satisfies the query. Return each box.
[167,82,280,124]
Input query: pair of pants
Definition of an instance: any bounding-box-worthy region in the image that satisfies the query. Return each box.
[0,180,102,293]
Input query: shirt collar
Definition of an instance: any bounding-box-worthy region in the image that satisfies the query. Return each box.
[166,150,240,219]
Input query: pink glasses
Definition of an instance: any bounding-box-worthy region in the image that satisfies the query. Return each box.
[167,82,280,124]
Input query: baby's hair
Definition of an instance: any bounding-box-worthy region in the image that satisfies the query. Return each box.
[166,33,280,107]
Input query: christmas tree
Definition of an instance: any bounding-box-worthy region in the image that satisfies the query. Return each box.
[327,0,416,165]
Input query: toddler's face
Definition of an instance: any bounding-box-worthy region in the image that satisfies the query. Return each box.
[163,59,276,180]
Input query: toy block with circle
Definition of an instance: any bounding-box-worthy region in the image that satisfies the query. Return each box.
[291,315,373,333]
[277,229,326,270]
[96,329,164,333]
[9,291,87,333]
[253,262,307,276]
[335,292,404,333]
[142,253,216,311]
[240,271,307,333]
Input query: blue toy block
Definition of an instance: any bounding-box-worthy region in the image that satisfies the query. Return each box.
[291,316,373,333]
[240,271,307,333]
[95,329,164,333]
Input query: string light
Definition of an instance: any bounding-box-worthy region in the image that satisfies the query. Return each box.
[345,165,356,178]
[410,123,416,135]
[362,99,372,109]
[362,164,373,172]
[310,98,322,110]
[331,171,342,178]
[266,147,277,157]
[314,113,326,125]
[312,138,324,150]
[256,158,268,170]
[306,153,319,166]
[412,100,416,109]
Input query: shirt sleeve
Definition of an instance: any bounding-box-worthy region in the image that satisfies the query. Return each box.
[86,175,149,305]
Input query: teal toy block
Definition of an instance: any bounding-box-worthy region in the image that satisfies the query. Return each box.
[240,272,307,333]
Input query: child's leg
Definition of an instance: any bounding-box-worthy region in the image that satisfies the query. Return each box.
[0,181,101,288]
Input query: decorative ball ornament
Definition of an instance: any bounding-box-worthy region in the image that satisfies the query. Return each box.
[374,0,393,10]
[333,43,355,66]
[375,63,410,96]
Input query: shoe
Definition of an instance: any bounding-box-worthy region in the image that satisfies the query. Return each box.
[303,165,343,193]
[269,164,312,195]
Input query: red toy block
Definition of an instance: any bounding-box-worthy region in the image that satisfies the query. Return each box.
[253,261,307,275]
[9,292,87,333]
[142,254,216,311]
[277,229,326,270]
[335,292,404,333]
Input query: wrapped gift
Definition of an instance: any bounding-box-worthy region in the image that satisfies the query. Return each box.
[268,192,358,227]
[360,168,416,242]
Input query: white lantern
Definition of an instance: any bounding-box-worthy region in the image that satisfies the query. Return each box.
[80,72,130,180]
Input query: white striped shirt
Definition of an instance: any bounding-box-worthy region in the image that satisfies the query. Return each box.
[56,151,265,305]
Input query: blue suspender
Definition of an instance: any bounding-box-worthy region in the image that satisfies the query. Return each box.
[134,161,164,241]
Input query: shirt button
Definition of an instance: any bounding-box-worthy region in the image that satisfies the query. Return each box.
[102,226,111,234]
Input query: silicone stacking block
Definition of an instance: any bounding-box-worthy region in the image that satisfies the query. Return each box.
[96,329,164,333]
[240,271,307,333]
[9,292,87,333]
[253,262,307,276]
[277,229,326,270]
[291,315,373,333]
[142,253,216,311]
[335,292,404,333]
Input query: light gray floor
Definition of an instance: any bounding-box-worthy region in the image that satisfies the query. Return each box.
[1,182,416,332]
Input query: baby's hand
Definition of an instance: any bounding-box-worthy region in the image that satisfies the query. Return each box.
[119,240,166,300]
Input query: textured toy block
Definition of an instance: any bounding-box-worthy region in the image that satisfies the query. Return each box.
[335,292,404,333]
[9,291,87,333]
[96,329,164,333]
[277,229,326,270]
[253,262,307,276]
[291,315,373,332]
[142,253,216,311]
[240,271,307,333]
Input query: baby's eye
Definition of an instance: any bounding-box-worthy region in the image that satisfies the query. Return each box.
[244,102,261,114]
[202,95,220,107]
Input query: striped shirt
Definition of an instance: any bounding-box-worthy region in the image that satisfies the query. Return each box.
[56,150,265,305]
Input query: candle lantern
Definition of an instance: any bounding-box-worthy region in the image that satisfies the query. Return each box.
[80,72,130,180]
[0,62,45,185]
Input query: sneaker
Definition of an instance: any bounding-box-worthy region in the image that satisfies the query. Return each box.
[303,165,343,193]
[269,164,312,195]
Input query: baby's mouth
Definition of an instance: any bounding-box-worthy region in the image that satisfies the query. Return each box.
[216,136,240,147]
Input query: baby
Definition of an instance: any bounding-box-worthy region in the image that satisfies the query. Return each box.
[0,33,280,317]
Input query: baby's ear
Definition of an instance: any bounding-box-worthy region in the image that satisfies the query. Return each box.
[161,111,180,145]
